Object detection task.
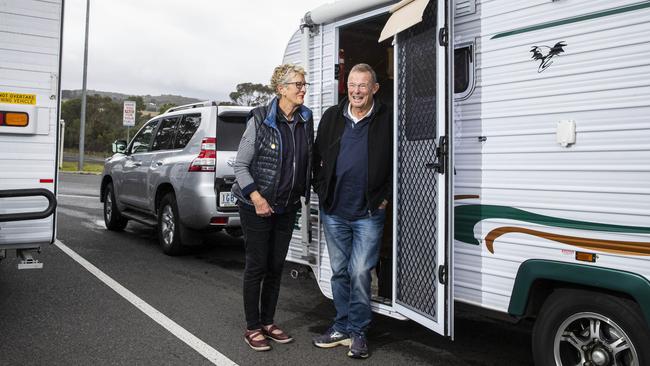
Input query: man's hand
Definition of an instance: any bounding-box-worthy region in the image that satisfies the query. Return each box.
[250,191,274,217]
[378,199,388,210]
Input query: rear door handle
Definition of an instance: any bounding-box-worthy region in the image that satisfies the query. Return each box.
[133,162,142,167]
[154,161,163,167]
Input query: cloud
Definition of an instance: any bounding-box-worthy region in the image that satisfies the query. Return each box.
[62,0,328,101]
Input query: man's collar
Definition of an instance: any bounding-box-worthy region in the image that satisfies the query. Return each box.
[346,102,374,124]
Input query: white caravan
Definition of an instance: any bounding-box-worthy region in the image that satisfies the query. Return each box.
[0,0,62,268]
[283,1,650,365]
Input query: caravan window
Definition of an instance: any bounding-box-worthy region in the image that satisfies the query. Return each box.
[454,45,474,99]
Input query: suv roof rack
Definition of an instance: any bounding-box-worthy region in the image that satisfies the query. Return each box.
[165,101,217,114]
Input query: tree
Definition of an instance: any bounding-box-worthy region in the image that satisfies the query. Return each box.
[84,94,123,152]
[158,103,176,114]
[60,95,150,153]
[61,97,81,150]
[228,82,274,106]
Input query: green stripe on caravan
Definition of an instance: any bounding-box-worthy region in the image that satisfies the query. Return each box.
[491,1,650,39]
[454,204,650,246]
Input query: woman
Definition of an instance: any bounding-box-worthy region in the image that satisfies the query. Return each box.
[232,64,313,351]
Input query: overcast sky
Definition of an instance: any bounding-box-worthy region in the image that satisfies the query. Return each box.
[62,0,329,102]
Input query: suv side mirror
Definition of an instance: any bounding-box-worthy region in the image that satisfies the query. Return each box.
[112,139,127,154]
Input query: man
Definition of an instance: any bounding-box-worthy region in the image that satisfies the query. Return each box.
[312,63,392,359]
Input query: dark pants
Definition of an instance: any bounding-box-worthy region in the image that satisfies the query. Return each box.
[240,207,297,330]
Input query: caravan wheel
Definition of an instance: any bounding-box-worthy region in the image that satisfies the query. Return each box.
[532,289,650,366]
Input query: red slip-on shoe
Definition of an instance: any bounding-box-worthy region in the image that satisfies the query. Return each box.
[244,329,272,351]
[262,324,293,344]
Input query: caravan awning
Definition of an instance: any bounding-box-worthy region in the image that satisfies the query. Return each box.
[378,0,430,42]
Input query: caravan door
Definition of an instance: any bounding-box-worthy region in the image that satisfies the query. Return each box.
[387,0,453,336]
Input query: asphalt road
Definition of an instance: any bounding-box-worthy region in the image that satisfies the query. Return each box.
[0,172,535,365]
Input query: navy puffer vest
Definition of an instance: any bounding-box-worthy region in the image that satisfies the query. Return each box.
[234,98,313,208]
[250,106,282,203]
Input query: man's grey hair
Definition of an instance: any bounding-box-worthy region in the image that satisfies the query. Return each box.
[349,63,378,84]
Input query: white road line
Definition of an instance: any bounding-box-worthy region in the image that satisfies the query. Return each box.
[54,240,237,366]
[58,194,98,199]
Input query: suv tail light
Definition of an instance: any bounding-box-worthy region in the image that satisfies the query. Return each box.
[189,137,216,172]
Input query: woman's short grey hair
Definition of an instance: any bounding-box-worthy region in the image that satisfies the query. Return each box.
[349,63,377,84]
[270,64,306,97]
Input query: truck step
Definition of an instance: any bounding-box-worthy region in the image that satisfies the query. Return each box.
[121,209,157,227]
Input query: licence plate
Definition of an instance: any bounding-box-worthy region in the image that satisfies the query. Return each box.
[219,191,237,207]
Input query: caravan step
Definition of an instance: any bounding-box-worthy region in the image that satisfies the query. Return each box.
[17,249,43,270]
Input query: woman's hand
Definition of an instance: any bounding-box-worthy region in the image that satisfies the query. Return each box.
[250,191,274,217]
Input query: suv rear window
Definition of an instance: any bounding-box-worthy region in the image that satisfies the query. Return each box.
[174,114,201,149]
[216,114,248,151]
[152,116,179,150]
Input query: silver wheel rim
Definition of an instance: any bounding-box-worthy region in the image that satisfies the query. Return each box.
[554,311,638,366]
[160,204,175,247]
[105,191,113,221]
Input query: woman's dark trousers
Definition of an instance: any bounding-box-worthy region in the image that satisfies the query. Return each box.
[240,207,297,330]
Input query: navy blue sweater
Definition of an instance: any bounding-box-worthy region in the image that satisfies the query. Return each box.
[312,98,392,215]
[328,106,374,220]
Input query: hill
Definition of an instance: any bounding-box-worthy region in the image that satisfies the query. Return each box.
[61,90,203,111]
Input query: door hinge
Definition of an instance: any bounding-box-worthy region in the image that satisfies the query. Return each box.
[438,264,448,285]
[438,25,449,47]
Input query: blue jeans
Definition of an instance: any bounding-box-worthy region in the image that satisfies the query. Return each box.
[321,209,386,336]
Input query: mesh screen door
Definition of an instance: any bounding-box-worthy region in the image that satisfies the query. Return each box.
[393,0,450,335]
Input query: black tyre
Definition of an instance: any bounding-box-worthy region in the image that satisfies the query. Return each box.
[157,192,184,256]
[103,182,128,231]
[532,288,650,366]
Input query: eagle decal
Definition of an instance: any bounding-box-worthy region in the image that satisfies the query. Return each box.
[530,41,566,73]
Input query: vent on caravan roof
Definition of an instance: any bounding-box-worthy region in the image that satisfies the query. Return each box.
[456,0,476,17]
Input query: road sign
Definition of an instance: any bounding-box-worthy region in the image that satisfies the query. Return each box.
[123,101,136,127]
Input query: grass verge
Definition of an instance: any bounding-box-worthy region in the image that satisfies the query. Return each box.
[60,161,104,173]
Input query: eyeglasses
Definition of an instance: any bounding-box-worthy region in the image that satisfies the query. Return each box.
[347,83,370,91]
[285,81,311,90]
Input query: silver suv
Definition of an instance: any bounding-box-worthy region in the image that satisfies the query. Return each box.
[100,102,252,255]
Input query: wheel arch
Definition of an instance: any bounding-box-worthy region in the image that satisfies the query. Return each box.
[100,175,113,203]
[154,183,175,214]
[508,259,650,329]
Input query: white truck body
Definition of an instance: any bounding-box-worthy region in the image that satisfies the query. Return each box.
[0,0,63,266]
[284,1,650,364]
